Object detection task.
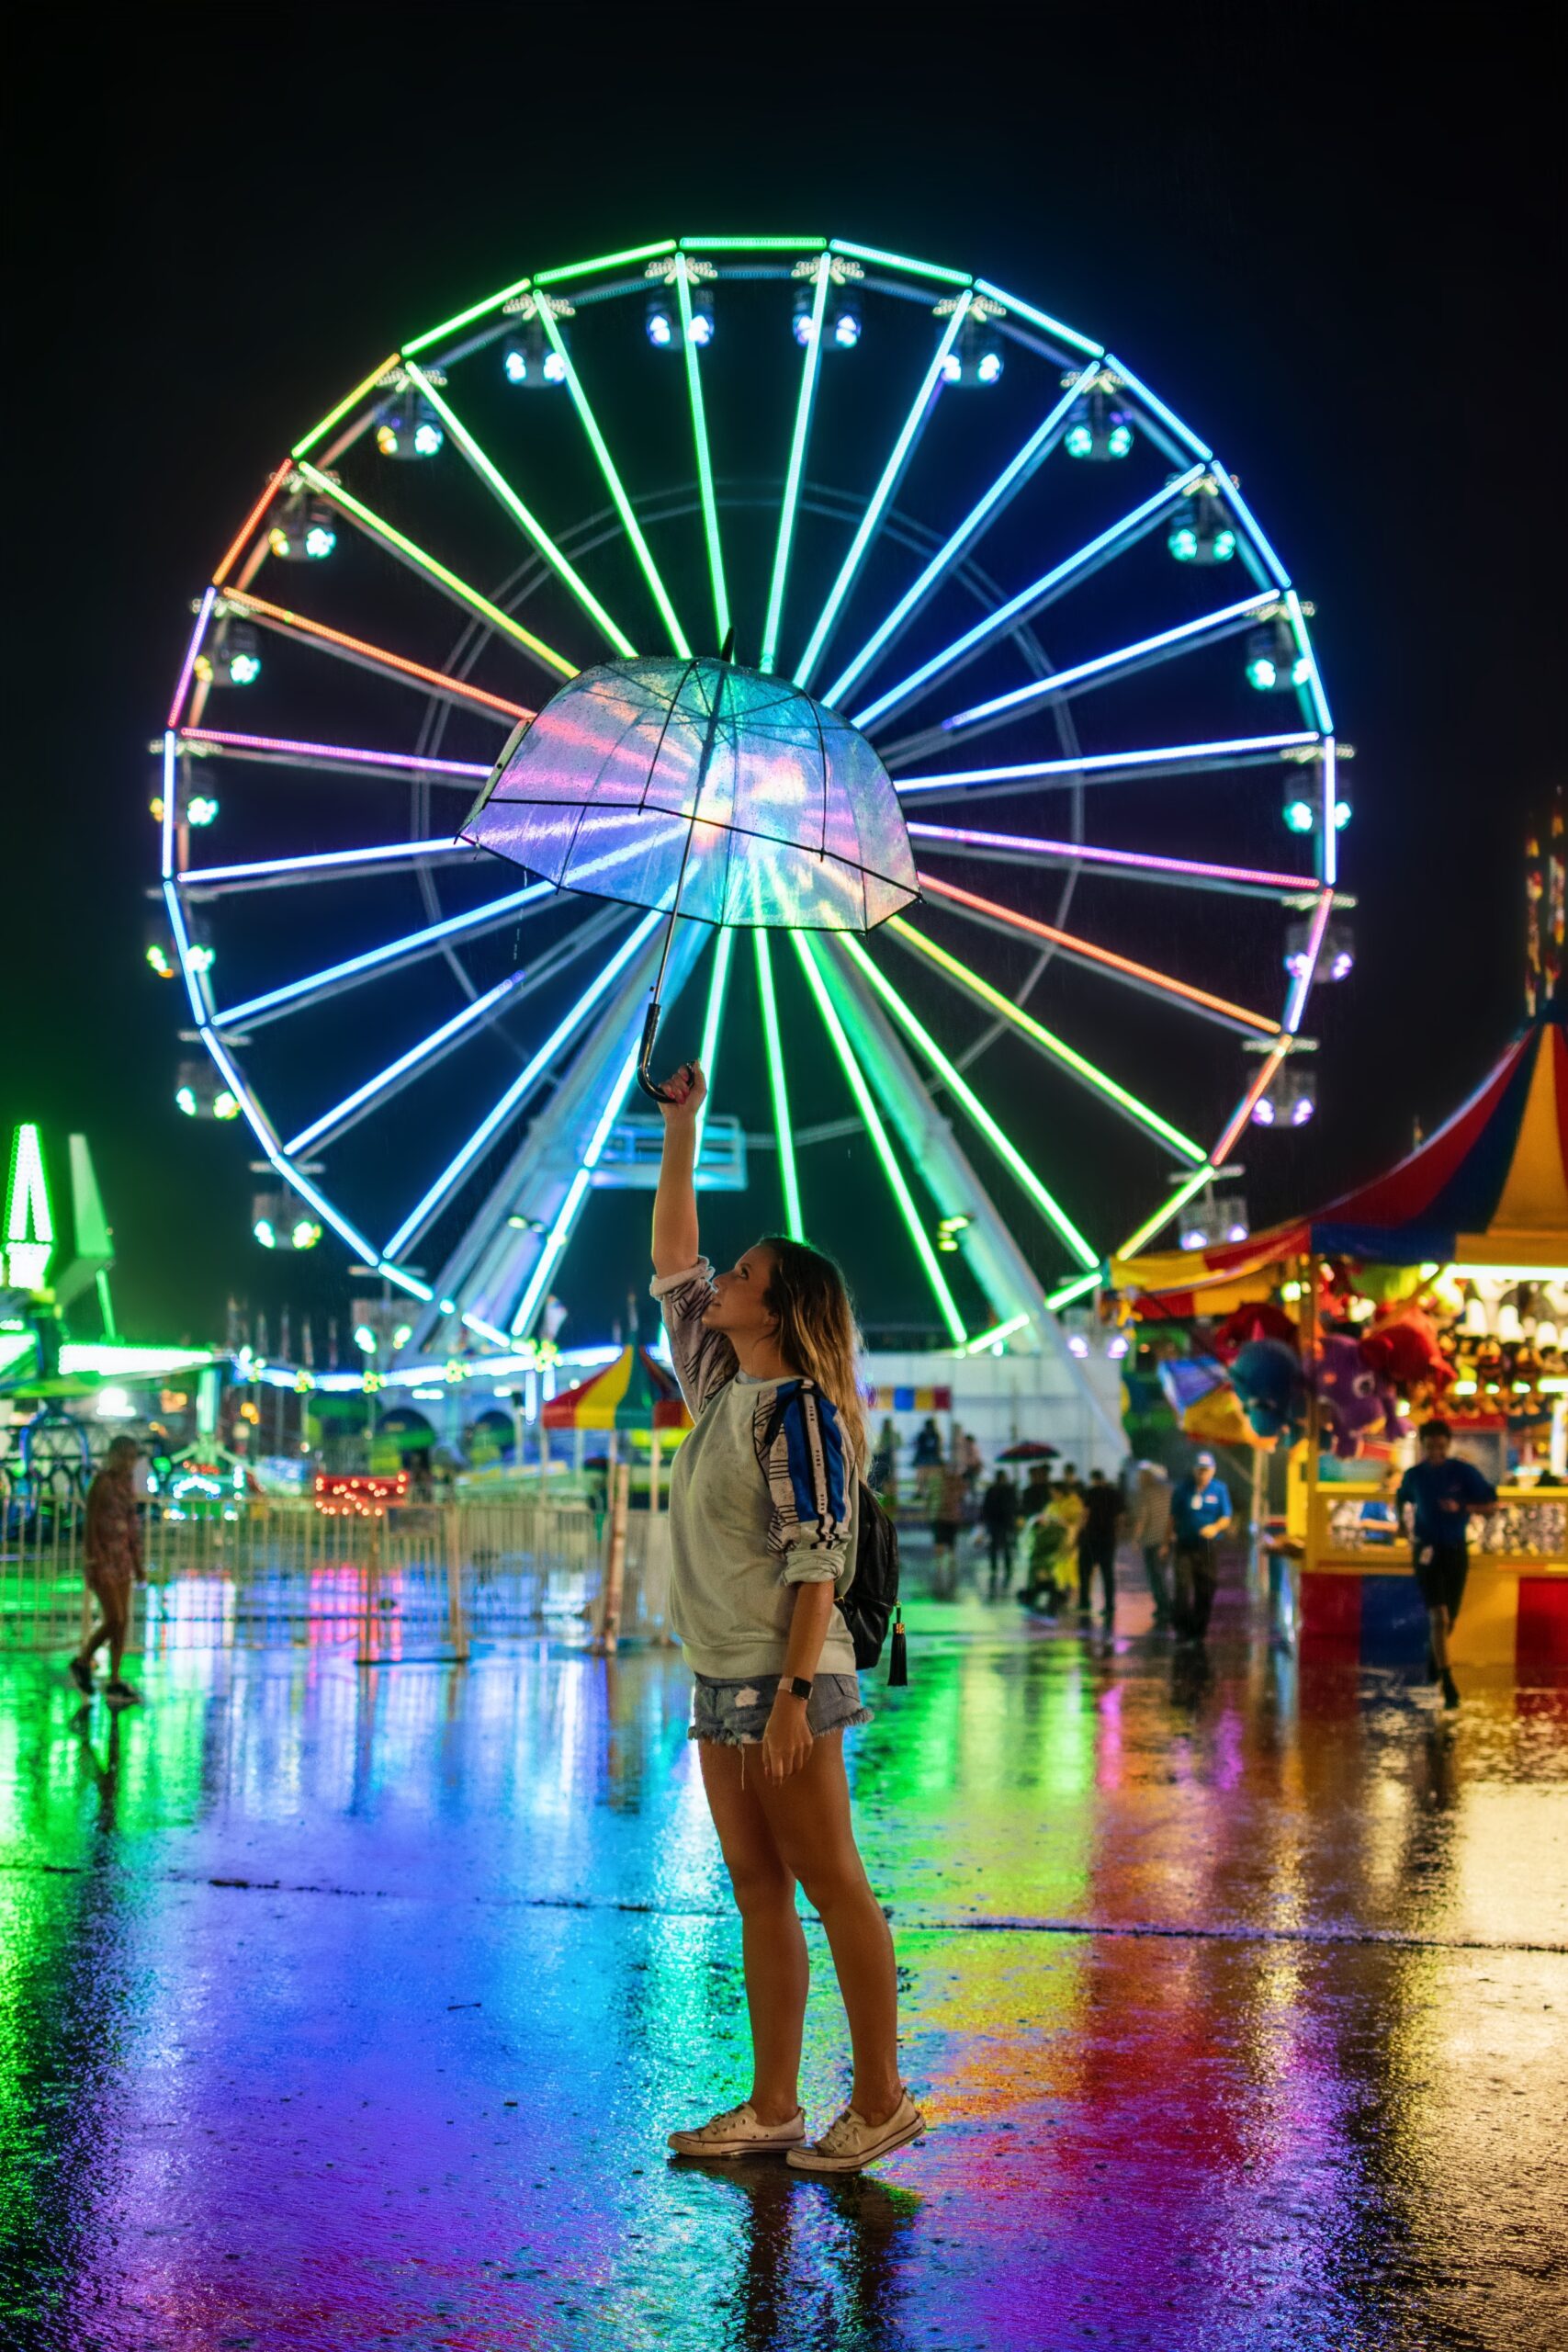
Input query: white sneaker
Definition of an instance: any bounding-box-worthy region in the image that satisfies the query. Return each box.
[667,2100,806,2160]
[786,2090,925,2174]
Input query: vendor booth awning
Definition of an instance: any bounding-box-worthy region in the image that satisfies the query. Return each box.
[1115,1013,1568,1297]
[541,1346,691,1431]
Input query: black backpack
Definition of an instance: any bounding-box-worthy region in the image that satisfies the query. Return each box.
[761,1392,908,1684]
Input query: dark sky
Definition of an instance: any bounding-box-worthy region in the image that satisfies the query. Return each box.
[5,14,1560,1347]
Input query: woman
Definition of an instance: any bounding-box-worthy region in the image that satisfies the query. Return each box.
[651,1061,924,2175]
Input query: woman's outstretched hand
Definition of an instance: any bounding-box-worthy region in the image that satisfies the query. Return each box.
[659,1061,706,1122]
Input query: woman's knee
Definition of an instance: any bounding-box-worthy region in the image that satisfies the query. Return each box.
[727,1852,796,1917]
[791,1850,872,1918]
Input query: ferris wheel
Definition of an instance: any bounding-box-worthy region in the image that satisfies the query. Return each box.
[153,232,1347,1369]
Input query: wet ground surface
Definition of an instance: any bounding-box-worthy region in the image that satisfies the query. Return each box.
[3,1553,1565,2350]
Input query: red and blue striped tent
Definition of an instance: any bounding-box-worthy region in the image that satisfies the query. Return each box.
[1114,1013,1568,1303]
[541,1345,691,1431]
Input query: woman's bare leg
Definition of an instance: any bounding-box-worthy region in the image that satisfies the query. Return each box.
[698,1742,809,2124]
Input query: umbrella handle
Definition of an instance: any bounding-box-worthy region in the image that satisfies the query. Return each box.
[635,997,671,1102]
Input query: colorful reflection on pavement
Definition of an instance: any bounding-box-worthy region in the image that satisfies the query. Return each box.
[2,1590,1565,2349]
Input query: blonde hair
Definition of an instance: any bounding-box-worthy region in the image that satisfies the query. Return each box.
[759,1236,867,1471]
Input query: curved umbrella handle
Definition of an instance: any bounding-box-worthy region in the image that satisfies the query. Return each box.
[635,996,672,1102]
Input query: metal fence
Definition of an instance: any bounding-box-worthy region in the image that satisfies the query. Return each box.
[0,1497,675,1657]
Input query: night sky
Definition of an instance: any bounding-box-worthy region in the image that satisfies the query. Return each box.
[6,18,1559,1349]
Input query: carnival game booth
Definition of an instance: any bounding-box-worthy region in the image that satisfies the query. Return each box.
[541,1344,691,1506]
[1112,1011,1568,1671]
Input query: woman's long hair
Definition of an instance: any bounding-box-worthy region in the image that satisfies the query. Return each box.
[759,1236,867,1471]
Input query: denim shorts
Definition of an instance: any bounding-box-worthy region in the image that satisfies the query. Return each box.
[689,1671,871,1747]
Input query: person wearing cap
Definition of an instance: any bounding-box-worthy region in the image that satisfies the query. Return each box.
[70,1435,146,1703]
[1168,1451,1233,1642]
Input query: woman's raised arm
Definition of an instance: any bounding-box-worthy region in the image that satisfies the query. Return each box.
[651,1060,706,1278]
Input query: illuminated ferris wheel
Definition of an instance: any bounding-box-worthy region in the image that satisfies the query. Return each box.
[152,232,1347,1369]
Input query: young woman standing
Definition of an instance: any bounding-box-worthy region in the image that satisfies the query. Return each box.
[652,1060,923,2175]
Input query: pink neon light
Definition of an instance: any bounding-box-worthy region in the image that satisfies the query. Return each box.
[166,587,218,729]
[1283,890,1333,1035]
[1213,1040,1292,1164]
[908,821,1309,895]
[179,728,490,780]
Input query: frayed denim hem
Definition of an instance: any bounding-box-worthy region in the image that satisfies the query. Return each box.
[686,1707,872,1747]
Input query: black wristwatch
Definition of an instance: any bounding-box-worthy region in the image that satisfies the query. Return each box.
[784,1675,814,1702]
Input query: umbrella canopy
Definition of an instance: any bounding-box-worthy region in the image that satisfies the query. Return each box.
[542,1345,691,1432]
[997,1439,1059,1462]
[462,656,918,935]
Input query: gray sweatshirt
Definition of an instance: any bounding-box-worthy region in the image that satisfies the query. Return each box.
[651,1262,858,1679]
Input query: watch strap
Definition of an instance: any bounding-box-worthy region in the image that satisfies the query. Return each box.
[785,1674,814,1702]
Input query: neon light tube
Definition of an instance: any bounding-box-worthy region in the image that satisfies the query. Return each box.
[1284,588,1334,737]
[795,296,971,693]
[215,881,554,1031]
[829,241,970,287]
[285,972,532,1155]
[754,931,803,1238]
[972,280,1102,360]
[852,468,1205,729]
[1213,467,1291,592]
[178,728,490,782]
[160,729,177,882]
[1283,888,1333,1034]
[675,256,730,649]
[1115,1164,1213,1261]
[907,820,1312,899]
[197,1024,389,1271]
[837,936,1097,1267]
[533,302,691,659]
[1212,1040,1292,1166]
[824,368,1097,708]
[296,462,575,680]
[694,927,734,1166]
[962,1312,1032,1356]
[220,591,532,721]
[681,235,825,253]
[1319,737,1338,889]
[166,587,217,730]
[164,877,215,1031]
[402,364,637,658]
[212,466,292,589]
[533,241,677,285]
[290,354,400,460]
[919,873,1280,1034]
[887,919,1206,1163]
[185,839,473,889]
[761,255,830,675]
[508,1041,644,1338]
[1046,1269,1101,1311]
[385,911,662,1259]
[1102,354,1213,463]
[460,1310,514,1349]
[892,731,1321,793]
[942,590,1276,733]
[403,279,535,358]
[795,933,965,1345]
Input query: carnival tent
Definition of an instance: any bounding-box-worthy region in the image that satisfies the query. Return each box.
[541,1346,691,1432]
[1113,1013,1568,1301]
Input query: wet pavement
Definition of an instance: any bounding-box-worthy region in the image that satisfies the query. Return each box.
[2,1554,1565,2351]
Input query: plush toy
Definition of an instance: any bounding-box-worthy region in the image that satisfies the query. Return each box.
[1230,1338,1309,1447]
[1181,1383,1258,1451]
[1314,1334,1404,1457]
[1359,1306,1454,1399]
[1209,1302,1299,1363]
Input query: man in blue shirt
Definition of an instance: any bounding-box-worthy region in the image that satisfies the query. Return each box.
[1395,1419,1497,1708]
[1169,1452,1233,1641]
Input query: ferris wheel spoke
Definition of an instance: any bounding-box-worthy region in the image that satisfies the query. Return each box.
[693,927,734,1167]
[823,365,1100,710]
[400,364,638,660]
[892,731,1322,800]
[530,302,692,659]
[760,257,831,677]
[294,462,576,682]
[921,874,1281,1036]
[505,1036,647,1341]
[793,295,973,695]
[185,839,478,894]
[753,932,804,1238]
[383,910,665,1261]
[836,935,1098,1271]
[283,904,632,1158]
[907,820,1322,902]
[886,918,1206,1165]
[793,932,966,1346]
[220,590,531,723]
[210,881,555,1033]
[176,728,490,789]
[673,258,730,648]
[852,468,1205,732]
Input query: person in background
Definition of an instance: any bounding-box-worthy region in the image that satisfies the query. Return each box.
[979,1470,1020,1597]
[929,1459,968,1600]
[1019,1497,1073,1615]
[1169,1451,1233,1642]
[1396,1419,1498,1708]
[1126,1460,1174,1628]
[959,1430,984,1494]
[1357,1464,1402,1547]
[70,1435,146,1705]
[868,1416,898,1500]
[1044,1476,1085,1572]
[1020,1463,1054,1520]
[1076,1467,1122,1624]
[912,1417,942,1511]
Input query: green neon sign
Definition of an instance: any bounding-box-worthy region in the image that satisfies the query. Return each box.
[4,1125,54,1292]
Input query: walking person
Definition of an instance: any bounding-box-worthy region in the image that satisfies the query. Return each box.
[650,1062,924,2175]
[1076,1467,1122,1625]
[979,1470,1020,1597]
[1127,1459,1174,1629]
[928,1460,968,1600]
[1169,1452,1232,1642]
[911,1417,942,1511]
[69,1435,146,1704]
[1396,1419,1497,1708]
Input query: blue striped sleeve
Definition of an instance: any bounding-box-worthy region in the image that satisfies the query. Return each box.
[761,1384,852,1583]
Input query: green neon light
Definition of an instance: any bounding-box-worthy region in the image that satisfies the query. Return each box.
[887,919,1206,1165]
[290,353,400,460]
[534,241,676,287]
[694,927,734,1167]
[96,1267,118,1341]
[681,235,826,253]
[795,934,965,1346]
[533,303,691,659]
[1116,1166,1214,1261]
[1045,1269,1101,1311]
[754,932,802,1238]
[963,1312,1032,1356]
[296,462,575,679]
[837,936,1097,1269]
[675,257,730,649]
[760,255,830,674]
[5,1124,54,1291]
[402,276,536,358]
[795,295,972,692]
[402,365,637,658]
[829,240,971,287]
